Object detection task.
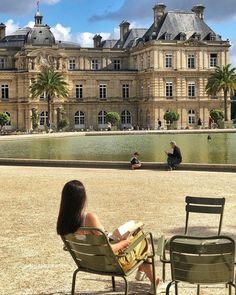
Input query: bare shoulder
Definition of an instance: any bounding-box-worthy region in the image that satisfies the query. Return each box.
[85,212,101,227]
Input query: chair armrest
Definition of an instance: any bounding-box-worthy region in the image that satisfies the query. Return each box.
[117,232,154,257]
[156,236,171,263]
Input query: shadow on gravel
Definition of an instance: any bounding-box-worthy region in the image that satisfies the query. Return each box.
[28,280,151,295]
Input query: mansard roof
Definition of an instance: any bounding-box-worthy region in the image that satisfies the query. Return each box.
[114,28,148,49]
[143,11,222,41]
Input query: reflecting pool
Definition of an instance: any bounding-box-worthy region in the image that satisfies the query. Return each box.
[0,133,235,164]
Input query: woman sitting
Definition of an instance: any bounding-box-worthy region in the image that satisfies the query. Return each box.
[57,180,164,294]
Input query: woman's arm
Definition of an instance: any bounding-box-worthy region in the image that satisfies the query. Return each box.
[85,212,131,252]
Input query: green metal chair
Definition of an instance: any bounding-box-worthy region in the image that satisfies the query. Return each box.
[61,227,156,295]
[166,235,236,295]
[160,196,225,282]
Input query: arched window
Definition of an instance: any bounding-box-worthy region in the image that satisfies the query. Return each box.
[188,109,196,124]
[4,112,11,126]
[121,110,132,124]
[40,111,48,126]
[98,110,107,125]
[75,111,85,125]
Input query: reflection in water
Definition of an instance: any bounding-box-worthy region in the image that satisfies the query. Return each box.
[0,133,235,164]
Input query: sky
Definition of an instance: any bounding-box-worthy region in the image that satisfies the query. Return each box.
[0,0,235,65]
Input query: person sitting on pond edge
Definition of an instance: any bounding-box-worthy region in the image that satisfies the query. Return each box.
[130,152,142,170]
[165,141,182,170]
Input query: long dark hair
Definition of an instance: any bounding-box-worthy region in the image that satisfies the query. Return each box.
[56,180,87,235]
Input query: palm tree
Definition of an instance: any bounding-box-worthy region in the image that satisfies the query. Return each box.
[206,64,236,121]
[30,67,69,129]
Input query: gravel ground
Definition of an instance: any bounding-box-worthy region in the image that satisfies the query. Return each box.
[0,166,235,295]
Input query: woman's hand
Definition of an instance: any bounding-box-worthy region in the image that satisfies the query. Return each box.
[111,239,131,253]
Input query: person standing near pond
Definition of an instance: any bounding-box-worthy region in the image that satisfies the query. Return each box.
[197,118,202,129]
[165,141,182,170]
[157,119,162,130]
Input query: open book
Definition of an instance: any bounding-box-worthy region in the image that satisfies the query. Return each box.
[108,220,144,242]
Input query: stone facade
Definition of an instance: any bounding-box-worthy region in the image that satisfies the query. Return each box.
[0,4,230,131]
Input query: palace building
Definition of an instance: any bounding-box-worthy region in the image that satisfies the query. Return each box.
[0,3,230,131]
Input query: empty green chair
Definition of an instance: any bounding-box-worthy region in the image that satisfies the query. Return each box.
[160,196,225,282]
[61,227,156,295]
[166,235,236,295]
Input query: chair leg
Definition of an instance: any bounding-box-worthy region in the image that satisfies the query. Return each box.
[166,281,174,295]
[162,261,166,282]
[197,284,200,295]
[152,257,157,295]
[112,276,116,292]
[175,282,178,295]
[122,276,129,295]
[71,269,79,295]
[229,284,232,295]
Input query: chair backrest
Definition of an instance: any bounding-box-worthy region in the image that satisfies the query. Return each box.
[169,235,235,285]
[185,196,225,235]
[61,227,124,274]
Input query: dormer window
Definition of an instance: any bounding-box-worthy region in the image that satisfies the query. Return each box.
[0,58,5,69]
[193,33,201,40]
[209,33,216,41]
[165,33,172,40]
[179,33,186,41]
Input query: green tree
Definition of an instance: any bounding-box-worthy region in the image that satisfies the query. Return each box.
[0,112,10,130]
[30,67,69,129]
[164,110,180,124]
[206,64,236,121]
[106,112,120,126]
[210,109,224,127]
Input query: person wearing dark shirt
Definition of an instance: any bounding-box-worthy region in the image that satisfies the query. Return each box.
[130,152,142,170]
[165,141,182,170]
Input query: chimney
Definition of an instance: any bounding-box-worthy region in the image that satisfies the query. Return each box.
[153,3,166,28]
[191,4,205,19]
[93,34,102,48]
[0,23,6,40]
[119,20,130,42]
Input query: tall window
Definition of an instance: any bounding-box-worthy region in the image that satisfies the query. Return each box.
[76,85,83,99]
[99,84,107,99]
[1,84,9,99]
[69,59,76,70]
[74,111,85,125]
[0,58,5,69]
[113,59,121,70]
[4,112,11,126]
[166,82,173,98]
[91,59,98,70]
[188,54,195,69]
[122,84,129,98]
[98,110,107,125]
[210,53,217,67]
[40,92,47,100]
[188,109,196,124]
[165,54,172,68]
[188,82,196,97]
[40,111,48,126]
[121,110,132,124]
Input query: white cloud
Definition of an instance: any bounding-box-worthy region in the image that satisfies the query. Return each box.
[26,21,35,28]
[51,23,72,41]
[76,31,115,47]
[5,19,19,35]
